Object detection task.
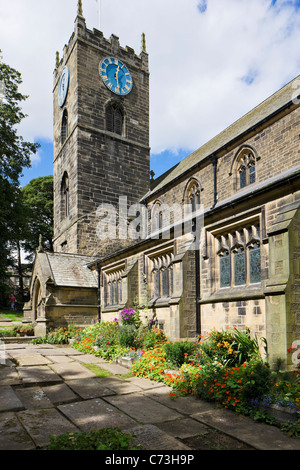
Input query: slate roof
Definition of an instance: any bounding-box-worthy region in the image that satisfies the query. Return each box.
[144,74,300,200]
[45,252,98,288]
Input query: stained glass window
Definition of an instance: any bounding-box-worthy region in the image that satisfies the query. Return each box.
[234,247,246,286]
[240,167,247,189]
[237,151,256,189]
[161,268,169,297]
[220,251,230,288]
[249,164,256,185]
[153,270,160,298]
[249,245,261,284]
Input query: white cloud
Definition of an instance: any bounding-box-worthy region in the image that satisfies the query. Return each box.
[1,0,300,157]
[30,152,41,166]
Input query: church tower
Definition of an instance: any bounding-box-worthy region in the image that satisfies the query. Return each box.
[53,3,150,256]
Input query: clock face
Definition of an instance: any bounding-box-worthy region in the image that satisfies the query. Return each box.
[58,66,69,107]
[99,57,133,96]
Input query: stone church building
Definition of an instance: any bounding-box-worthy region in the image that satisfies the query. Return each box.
[24,4,300,369]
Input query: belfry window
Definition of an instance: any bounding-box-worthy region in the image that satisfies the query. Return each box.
[106,102,124,136]
[61,109,68,144]
[61,172,69,219]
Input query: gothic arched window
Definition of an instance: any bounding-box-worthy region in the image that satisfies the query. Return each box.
[106,102,124,136]
[61,172,69,219]
[236,150,256,189]
[151,201,164,233]
[185,179,201,212]
[61,109,68,144]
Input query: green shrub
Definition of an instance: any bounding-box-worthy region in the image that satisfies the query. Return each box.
[240,361,272,401]
[199,327,264,367]
[94,321,120,348]
[164,340,196,368]
[117,324,138,348]
[47,427,141,450]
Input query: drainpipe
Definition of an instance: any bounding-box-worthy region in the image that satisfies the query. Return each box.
[97,265,101,323]
[195,248,201,336]
[210,154,218,209]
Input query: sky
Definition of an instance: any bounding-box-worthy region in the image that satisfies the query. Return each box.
[1,0,300,186]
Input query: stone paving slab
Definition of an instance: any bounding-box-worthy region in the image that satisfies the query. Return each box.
[0,412,35,450]
[0,366,21,385]
[0,385,24,412]
[45,355,75,363]
[96,376,144,395]
[15,354,53,366]
[49,362,99,380]
[144,386,216,415]
[97,362,132,375]
[66,378,116,399]
[58,398,137,432]
[125,424,191,451]
[156,417,210,439]
[69,354,108,364]
[127,376,168,390]
[17,408,79,448]
[41,383,79,405]
[192,408,300,451]
[30,347,83,356]
[17,366,63,385]
[104,392,184,424]
[14,386,55,409]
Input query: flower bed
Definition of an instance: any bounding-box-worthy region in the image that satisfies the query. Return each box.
[31,312,300,437]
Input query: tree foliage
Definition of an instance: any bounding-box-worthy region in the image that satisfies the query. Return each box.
[0,53,39,303]
[21,175,54,260]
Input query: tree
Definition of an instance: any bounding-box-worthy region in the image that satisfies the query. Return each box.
[0,53,39,304]
[21,175,54,262]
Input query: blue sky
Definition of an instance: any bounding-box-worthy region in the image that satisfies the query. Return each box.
[1,0,300,187]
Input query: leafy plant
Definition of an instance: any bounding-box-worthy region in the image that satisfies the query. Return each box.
[199,327,264,367]
[32,325,81,344]
[47,427,142,450]
[164,340,196,368]
[117,324,138,348]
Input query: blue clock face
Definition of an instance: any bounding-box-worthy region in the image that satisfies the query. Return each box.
[58,66,69,107]
[99,57,133,96]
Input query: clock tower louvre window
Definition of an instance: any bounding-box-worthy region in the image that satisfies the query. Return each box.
[106,102,124,136]
[61,109,68,144]
[61,172,69,220]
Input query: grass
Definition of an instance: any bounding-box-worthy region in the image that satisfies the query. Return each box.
[0,310,24,321]
[82,363,113,378]
[82,363,134,380]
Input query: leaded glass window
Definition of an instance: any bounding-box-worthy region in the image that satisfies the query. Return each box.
[236,150,256,189]
[161,267,169,297]
[103,266,125,307]
[249,244,261,284]
[234,247,246,286]
[216,224,261,289]
[149,251,174,299]
[249,164,256,185]
[220,251,230,288]
[186,180,201,212]
[240,166,247,189]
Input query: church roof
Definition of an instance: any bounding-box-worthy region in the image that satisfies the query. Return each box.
[45,252,98,288]
[145,73,300,199]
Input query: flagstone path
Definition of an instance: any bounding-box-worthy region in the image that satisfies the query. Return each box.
[1,342,300,451]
